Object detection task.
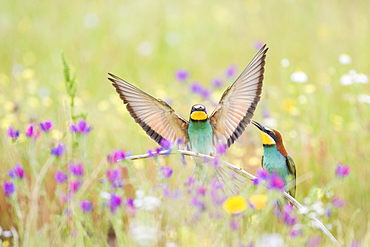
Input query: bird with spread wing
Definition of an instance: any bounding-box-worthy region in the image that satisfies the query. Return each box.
[108,45,268,194]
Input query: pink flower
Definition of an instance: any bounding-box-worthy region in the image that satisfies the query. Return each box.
[335,163,350,178]
[68,180,81,192]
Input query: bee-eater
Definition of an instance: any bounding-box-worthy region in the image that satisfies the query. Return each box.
[252,120,296,198]
[108,45,268,191]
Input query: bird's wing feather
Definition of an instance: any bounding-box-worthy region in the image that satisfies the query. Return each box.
[109,73,190,149]
[209,45,268,147]
[286,155,296,198]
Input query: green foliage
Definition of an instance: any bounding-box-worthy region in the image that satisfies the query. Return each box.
[0,0,370,246]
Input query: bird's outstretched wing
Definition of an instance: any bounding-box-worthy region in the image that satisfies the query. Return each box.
[209,45,268,147]
[109,73,190,149]
[286,155,296,198]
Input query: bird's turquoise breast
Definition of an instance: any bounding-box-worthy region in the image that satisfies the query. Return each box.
[263,146,290,184]
[188,120,213,155]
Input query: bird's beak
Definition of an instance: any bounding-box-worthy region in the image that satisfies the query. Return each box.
[251,120,265,132]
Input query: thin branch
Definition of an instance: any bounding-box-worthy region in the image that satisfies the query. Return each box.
[124,149,340,245]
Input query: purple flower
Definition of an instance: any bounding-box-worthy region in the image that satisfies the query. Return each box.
[8,164,24,179]
[225,65,237,78]
[335,163,350,178]
[326,207,331,218]
[106,168,121,181]
[306,235,321,247]
[230,220,239,231]
[190,196,205,211]
[55,170,68,184]
[283,203,297,226]
[210,178,223,190]
[68,180,81,192]
[106,168,123,188]
[268,173,285,191]
[175,69,189,82]
[332,195,346,208]
[25,125,40,140]
[160,166,173,178]
[190,82,203,94]
[253,40,264,50]
[211,78,223,88]
[69,163,84,176]
[70,119,92,135]
[200,88,211,98]
[107,149,126,164]
[3,181,15,196]
[213,157,220,168]
[160,139,172,150]
[147,149,155,158]
[80,200,93,213]
[290,227,303,238]
[253,169,269,185]
[110,193,122,213]
[186,176,195,186]
[216,143,227,155]
[196,186,207,196]
[51,143,66,157]
[126,198,136,216]
[210,189,225,206]
[127,198,134,207]
[39,121,53,132]
[257,169,269,180]
[7,127,19,139]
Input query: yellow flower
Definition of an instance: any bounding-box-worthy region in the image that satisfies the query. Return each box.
[2,240,9,247]
[249,194,268,210]
[222,196,248,214]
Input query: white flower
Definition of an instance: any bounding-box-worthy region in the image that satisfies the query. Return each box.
[339,54,352,65]
[311,201,325,215]
[100,191,111,199]
[309,219,323,229]
[136,190,145,199]
[134,193,161,211]
[340,70,369,85]
[281,58,290,68]
[130,224,158,246]
[256,233,284,247]
[356,73,369,84]
[358,94,370,104]
[142,196,161,211]
[340,74,353,85]
[2,230,12,237]
[291,70,308,83]
[134,198,143,208]
[298,206,309,214]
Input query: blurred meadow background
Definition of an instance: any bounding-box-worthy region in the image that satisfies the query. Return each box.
[1,0,370,246]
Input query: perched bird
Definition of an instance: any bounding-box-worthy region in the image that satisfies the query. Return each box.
[252,120,296,198]
[108,45,268,191]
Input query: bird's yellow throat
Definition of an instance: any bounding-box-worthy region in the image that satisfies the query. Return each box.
[261,132,276,145]
[191,111,208,121]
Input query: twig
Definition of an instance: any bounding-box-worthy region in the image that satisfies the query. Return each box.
[124,149,340,245]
